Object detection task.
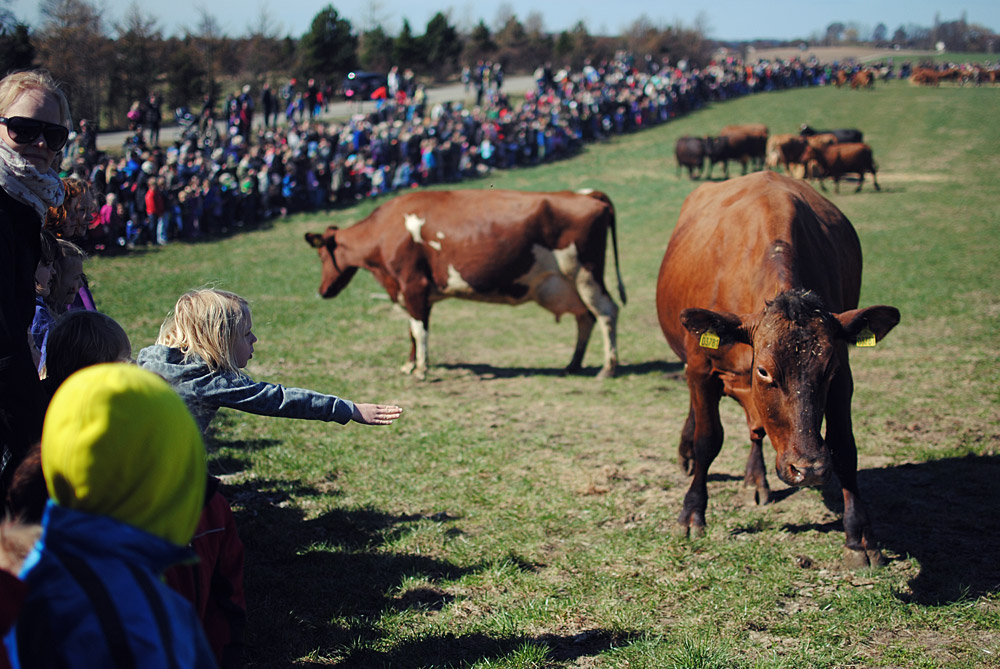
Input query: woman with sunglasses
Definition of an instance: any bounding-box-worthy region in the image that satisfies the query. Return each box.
[0,69,71,498]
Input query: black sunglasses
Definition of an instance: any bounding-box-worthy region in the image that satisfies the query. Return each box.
[0,116,69,151]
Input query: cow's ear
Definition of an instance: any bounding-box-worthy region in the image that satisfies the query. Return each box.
[834,305,900,345]
[305,232,325,249]
[681,308,751,347]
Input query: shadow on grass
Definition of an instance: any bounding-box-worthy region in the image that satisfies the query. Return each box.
[202,435,281,476]
[436,359,682,379]
[226,478,634,667]
[785,454,1000,604]
[337,629,639,668]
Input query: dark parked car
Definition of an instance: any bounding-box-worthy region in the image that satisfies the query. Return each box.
[341,71,387,100]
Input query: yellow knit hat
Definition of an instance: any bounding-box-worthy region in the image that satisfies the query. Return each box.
[42,363,206,546]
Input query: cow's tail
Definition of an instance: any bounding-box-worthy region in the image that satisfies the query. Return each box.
[579,189,627,306]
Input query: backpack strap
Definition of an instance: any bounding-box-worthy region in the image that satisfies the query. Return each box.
[55,551,137,669]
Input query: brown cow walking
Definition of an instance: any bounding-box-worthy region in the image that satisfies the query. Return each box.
[305,189,626,379]
[656,172,899,568]
[804,142,881,193]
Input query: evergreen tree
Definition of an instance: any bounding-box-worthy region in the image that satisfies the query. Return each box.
[300,5,358,78]
[423,12,461,77]
[393,19,423,70]
[359,25,393,72]
[0,19,35,72]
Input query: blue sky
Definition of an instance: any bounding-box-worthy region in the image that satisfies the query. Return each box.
[15,0,1000,42]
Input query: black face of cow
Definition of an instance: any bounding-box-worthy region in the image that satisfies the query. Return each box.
[748,296,840,486]
[681,290,900,488]
[304,228,358,298]
[704,136,726,159]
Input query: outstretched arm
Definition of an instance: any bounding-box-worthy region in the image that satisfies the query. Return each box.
[351,403,403,426]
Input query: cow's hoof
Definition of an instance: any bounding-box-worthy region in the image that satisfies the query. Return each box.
[673,523,706,538]
[679,455,695,476]
[843,546,887,569]
[400,361,416,374]
[595,366,616,379]
[743,484,771,506]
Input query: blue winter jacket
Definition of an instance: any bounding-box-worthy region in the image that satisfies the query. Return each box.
[136,344,355,433]
[4,502,217,668]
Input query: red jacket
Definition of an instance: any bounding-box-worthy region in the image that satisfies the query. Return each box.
[0,570,26,669]
[165,478,245,668]
[145,188,167,216]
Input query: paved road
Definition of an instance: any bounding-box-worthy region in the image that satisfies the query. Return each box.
[96,75,536,153]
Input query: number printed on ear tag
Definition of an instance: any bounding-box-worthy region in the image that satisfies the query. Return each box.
[699,329,720,350]
[855,326,877,348]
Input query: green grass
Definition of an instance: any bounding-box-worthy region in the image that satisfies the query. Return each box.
[87,78,1000,667]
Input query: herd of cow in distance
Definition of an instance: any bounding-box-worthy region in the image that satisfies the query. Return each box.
[675,122,879,194]
[303,110,899,568]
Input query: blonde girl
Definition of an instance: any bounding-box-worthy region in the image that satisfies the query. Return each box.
[137,288,402,433]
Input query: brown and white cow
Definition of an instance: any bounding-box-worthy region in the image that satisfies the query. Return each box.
[655,172,899,568]
[305,189,626,379]
[764,133,809,178]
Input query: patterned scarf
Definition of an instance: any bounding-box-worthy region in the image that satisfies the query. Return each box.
[0,139,65,219]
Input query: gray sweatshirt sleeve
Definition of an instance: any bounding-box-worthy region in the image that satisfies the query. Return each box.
[202,373,356,424]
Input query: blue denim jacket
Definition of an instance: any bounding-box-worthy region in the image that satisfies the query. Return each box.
[136,344,355,433]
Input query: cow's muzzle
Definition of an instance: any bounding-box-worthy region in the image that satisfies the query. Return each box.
[777,453,831,487]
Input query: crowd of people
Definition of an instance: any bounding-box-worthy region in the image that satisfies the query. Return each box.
[48,52,877,253]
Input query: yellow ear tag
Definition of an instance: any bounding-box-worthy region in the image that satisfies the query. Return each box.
[699,328,720,350]
[855,326,877,348]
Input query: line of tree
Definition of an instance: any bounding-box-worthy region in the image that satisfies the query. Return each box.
[1,2,995,132]
[810,13,997,51]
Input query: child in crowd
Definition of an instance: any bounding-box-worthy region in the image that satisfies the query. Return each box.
[3,364,217,668]
[29,230,62,372]
[7,310,133,523]
[46,239,87,317]
[43,176,94,241]
[136,288,402,433]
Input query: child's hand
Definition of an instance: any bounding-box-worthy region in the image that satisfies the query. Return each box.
[352,403,403,426]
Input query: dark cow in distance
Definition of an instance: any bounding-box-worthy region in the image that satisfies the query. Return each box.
[804,142,881,193]
[675,136,706,180]
[305,189,626,379]
[655,172,899,568]
[800,124,863,144]
[706,124,768,178]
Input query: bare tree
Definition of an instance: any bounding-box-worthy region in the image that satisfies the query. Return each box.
[188,7,224,101]
[244,4,286,84]
[36,0,110,126]
[524,11,545,37]
[492,3,515,34]
[359,0,389,33]
[108,3,162,126]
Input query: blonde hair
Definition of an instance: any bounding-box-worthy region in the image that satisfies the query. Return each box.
[156,289,251,376]
[41,310,132,387]
[0,69,71,128]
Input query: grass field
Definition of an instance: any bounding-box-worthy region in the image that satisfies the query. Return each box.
[88,79,1000,667]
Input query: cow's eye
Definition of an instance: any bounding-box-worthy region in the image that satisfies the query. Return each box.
[756,366,773,383]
